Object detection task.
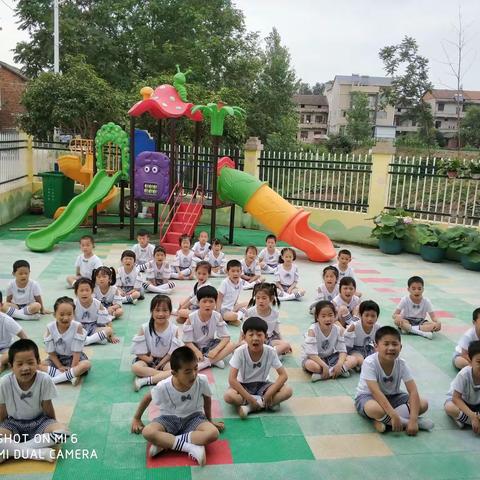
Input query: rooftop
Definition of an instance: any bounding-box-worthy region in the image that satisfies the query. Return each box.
[293,94,328,106]
[0,60,28,81]
[424,89,480,102]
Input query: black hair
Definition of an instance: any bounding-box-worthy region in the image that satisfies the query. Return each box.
[179,234,191,246]
[242,316,268,334]
[266,234,277,242]
[8,338,40,365]
[210,238,223,250]
[196,285,218,302]
[74,277,94,293]
[170,346,197,371]
[148,295,172,338]
[0,291,2,304]
[314,300,336,319]
[408,276,424,287]
[92,266,116,286]
[359,300,380,317]
[473,308,480,323]
[338,249,352,258]
[468,340,480,361]
[226,259,242,271]
[121,249,136,261]
[153,245,166,256]
[80,235,95,245]
[248,282,280,308]
[53,296,75,313]
[323,265,339,279]
[339,276,356,289]
[12,260,30,273]
[195,261,211,274]
[245,245,258,255]
[137,229,150,237]
[375,325,401,343]
[279,247,296,263]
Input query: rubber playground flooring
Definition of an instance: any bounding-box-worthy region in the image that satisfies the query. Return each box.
[0,235,479,479]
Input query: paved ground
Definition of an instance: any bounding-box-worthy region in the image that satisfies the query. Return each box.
[0,236,479,480]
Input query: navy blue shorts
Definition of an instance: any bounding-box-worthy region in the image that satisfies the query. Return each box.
[153,412,207,435]
[355,392,410,418]
[0,414,56,440]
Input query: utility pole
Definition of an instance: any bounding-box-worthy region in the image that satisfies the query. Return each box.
[53,0,59,73]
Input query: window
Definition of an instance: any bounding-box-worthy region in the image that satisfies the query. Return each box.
[463,103,468,112]
[314,130,323,135]
[342,110,347,117]
[317,105,322,108]
[305,114,311,123]
[300,104,305,108]
[437,103,444,111]
[397,108,402,113]
[300,130,308,139]
[315,115,322,123]
[435,120,442,128]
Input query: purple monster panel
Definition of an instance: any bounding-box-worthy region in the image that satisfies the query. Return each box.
[134,151,170,201]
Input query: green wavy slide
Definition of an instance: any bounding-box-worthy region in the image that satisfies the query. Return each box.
[26,170,122,252]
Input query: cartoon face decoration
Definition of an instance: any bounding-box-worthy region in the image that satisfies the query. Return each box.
[134,152,170,201]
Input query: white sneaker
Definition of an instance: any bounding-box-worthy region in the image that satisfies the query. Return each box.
[311,373,323,382]
[238,405,250,419]
[417,416,435,431]
[131,298,138,305]
[186,443,206,466]
[70,376,81,387]
[198,358,212,370]
[134,377,143,392]
[212,359,225,369]
[340,366,351,378]
[454,419,465,429]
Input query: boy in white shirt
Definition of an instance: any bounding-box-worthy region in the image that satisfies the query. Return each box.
[3,260,48,321]
[192,231,211,262]
[0,339,69,463]
[217,259,248,326]
[183,286,235,371]
[132,229,155,266]
[393,276,441,340]
[66,235,102,287]
[258,234,281,274]
[224,317,292,418]
[116,250,143,303]
[334,249,355,281]
[445,340,480,432]
[355,326,433,434]
[453,308,480,370]
[131,346,224,466]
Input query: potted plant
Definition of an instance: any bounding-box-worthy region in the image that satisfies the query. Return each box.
[469,160,480,180]
[370,209,412,254]
[414,224,447,263]
[437,158,465,179]
[457,228,480,271]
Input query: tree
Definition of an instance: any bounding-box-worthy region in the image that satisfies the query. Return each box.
[19,56,124,139]
[297,82,312,94]
[248,28,298,147]
[460,106,480,148]
[312,82,325,95]
[379,36,433,143]
[325,133,354,154]
[345,92,372,145]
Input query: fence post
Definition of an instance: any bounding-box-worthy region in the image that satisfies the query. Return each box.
[243,137,263,179]
[366,140,396,216]
[24,133,34,187]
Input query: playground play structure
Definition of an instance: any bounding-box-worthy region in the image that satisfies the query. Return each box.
[26,67,335,262]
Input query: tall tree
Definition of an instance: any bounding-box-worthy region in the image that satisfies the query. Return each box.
[248,28,298,146]
[460,106,480,148]
[379,36,433,142]
[297,82,312,95]
[312,82,325,95]
[345,92,372,145]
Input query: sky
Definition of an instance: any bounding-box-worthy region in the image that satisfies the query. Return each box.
[0,0,479,90]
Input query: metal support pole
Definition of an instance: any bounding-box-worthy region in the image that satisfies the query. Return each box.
[211,136,220,241]
[53,0,60,73]
[129,117,136,240]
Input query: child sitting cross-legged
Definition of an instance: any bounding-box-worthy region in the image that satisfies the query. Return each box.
[224,317,292,418]
[131,346,224,466]
[183,286,235,371]
[354,325,434,434]
[445,340,480,433]
[309,265,339,315]
[39,297,91,386]
[131,295,181,391]
[301,300,357,381]
[0,339,70,463]
[116,250,142,304]
[333,276,360,329]
[452,308,480,370]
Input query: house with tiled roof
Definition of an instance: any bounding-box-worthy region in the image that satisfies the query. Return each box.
[293,94,329,144]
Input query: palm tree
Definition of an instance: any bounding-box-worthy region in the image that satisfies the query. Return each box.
[191,102,246,136]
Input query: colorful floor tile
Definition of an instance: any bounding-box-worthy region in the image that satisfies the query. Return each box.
[0,236,479,479]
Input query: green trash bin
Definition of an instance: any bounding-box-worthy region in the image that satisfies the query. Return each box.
[39,172,75,218]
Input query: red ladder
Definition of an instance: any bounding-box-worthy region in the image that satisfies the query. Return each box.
[159,183,205,254]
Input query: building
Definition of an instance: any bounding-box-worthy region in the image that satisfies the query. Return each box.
[324,74,395,136]
[293,94,328,144]
[0,61,28,131]
[423,89,480,147]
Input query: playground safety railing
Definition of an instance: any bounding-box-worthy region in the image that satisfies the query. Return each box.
[159,182,183,243]
[181,184,205,232]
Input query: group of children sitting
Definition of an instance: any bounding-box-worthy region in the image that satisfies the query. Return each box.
[0,229,479,466]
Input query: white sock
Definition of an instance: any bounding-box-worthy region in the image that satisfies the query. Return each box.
[236,310,245,322]
[21,431,69,449]
[198,358,211,370]
[172,433,192,452]
[136,376,153,388]
[6,306,38,320]
[48,366,76,384]
[85,330,108,345]
[411,326,432,338]
[0,437,55,462]
[145,282,175,294]
[456,411,472,425]
[279,292,296,301]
